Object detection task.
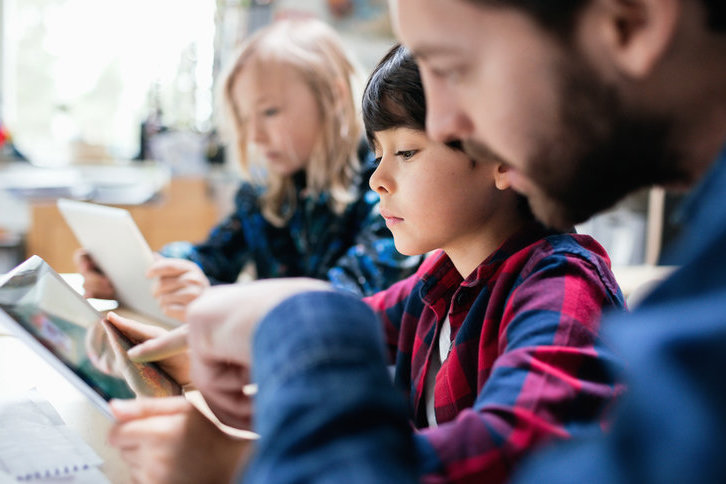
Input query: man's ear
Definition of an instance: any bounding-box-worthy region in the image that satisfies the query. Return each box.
[493,164,512,191]
[580,0,681,79]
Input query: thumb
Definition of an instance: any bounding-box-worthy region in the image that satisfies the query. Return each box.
[127,324,189,363]
[106,311,164,343]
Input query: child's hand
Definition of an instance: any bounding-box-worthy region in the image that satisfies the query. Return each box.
[106,312,191,387]
[108,397,252,484]
[147,257,211,322]
[73,248,116,299]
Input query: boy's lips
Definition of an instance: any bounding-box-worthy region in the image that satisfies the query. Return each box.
[380,208,404,225]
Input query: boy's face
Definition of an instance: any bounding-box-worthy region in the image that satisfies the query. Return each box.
[232,62,322,176]
[369,128,507,260]
[392,0,680,229]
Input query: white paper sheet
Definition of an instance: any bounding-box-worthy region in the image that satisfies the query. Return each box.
[0,389,106,482]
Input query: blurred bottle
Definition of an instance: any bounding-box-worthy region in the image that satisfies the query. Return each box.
[134,107,167,161]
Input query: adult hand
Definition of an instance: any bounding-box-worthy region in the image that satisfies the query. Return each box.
[108,397,252,484]
[187,278,332,428]
[147,258,210,322]
[73,248,115,299]
[106,312,191,387]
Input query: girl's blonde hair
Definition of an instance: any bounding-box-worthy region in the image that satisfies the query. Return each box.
[219,18,362,226]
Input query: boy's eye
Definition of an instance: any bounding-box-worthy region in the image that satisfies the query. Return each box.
[262,107,279,117]
[373,156,382,166]
[395,150,417,161]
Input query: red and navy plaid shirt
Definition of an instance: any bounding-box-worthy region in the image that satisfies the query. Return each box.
[364,223,626,483]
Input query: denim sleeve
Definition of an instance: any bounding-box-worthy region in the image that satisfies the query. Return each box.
[511,296,726,484]
[242,291,419,484]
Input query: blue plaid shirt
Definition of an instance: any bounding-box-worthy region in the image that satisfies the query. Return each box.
[161,158,422,296]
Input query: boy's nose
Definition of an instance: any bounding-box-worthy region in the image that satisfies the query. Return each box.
[369,163,393,195]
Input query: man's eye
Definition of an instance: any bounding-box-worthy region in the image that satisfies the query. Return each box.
[431,67,463,83]
[396,150,417,160]
[431,67,449,79]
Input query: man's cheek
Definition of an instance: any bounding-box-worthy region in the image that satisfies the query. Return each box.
[505,168,536,196]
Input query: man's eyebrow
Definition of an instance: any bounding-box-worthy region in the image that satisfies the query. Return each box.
[410,44,460,62]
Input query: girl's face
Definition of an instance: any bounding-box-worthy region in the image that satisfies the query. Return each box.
[369,127,512,275]
[232,62,322,176]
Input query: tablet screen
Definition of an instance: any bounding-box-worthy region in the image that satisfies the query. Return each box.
[0,256,181,402]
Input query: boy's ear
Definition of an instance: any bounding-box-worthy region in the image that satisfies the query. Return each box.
[578,0,680,79]
[493,164,512,191]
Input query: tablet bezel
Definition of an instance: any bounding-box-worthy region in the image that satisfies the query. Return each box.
[0,256,183,420]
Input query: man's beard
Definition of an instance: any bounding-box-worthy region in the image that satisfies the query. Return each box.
[473,54,689,230]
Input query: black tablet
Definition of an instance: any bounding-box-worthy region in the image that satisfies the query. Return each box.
[0,256,182,419]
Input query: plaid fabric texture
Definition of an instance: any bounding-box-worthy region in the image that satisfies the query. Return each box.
[365,223,626,483]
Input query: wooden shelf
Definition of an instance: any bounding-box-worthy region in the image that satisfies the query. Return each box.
[26,177,221,273]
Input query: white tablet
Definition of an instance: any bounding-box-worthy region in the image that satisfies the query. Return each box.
[0,256,182,420]
[57,198,179,327]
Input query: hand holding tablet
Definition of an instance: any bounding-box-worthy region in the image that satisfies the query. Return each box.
[0,256,182,419]
[58,198,181,327]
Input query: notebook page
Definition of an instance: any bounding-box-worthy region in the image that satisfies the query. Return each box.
[0,389,105,481]
[0,469,14,484]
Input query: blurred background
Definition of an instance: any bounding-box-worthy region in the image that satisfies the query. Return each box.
[0,0,678,295]
[0,0,396,272]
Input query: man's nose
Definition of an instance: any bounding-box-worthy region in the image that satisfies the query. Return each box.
[424,92,474,144]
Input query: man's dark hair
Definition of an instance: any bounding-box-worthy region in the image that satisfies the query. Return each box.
[467,0,726,33]
[362,44,426,148]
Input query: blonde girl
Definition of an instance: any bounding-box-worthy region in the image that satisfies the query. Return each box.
[76,18,421,320]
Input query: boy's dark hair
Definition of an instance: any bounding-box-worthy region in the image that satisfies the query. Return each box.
[362,44,426,149]
[466,0,726,33]
[362,44,535,221]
